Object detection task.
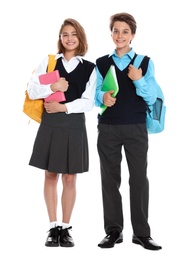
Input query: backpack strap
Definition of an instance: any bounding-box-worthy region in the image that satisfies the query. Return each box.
[129,53,137,66]
[47,54,57,72]
[138,55,150,76]
[131,54,150,76]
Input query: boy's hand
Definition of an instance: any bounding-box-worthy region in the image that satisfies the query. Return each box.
[127,64,142,81]
[103,90,116,107]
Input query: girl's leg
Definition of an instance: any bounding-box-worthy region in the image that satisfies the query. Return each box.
[59,174,77,247]
[44,170,60,247]
[61,174,77,223]
[44,170,59,222]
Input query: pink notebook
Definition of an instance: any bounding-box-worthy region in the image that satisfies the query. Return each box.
[39,70,60,85]
[44,91,66,102]
[39,70,66,102]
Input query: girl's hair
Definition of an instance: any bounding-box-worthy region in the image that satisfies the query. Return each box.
[57,18,88,56]
[109,12,137,34]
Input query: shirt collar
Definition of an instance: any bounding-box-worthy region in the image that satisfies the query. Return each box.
[55,53,83,63]
[109,48,135,60]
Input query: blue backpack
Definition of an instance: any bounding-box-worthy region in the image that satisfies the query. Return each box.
[133,54,166,134]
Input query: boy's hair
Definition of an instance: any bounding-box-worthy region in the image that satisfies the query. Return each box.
[57,18,88,56]
[109,12,137,34]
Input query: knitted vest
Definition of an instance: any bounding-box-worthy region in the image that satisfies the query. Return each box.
[96,54,149,124]
[55,58,95,103]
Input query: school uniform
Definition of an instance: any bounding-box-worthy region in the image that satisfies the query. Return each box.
[28,54,96,174]
[95,48,159,237]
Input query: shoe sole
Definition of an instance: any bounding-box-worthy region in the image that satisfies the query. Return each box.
[132,238,162,250]
[45,244,59,247]
[60,243,74,247]
[98,238,123,248]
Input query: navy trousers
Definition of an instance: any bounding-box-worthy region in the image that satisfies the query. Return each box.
[97,123,150,236]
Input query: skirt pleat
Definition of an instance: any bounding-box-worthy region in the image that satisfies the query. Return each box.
[29,111,89,174]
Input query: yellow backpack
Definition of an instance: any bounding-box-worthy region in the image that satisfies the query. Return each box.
[23,54,57,123]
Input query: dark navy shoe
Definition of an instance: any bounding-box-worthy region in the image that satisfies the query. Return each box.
[60,226,74,247]
[98,230,123,248]
[45,226,60,247]
[132,235,162,250]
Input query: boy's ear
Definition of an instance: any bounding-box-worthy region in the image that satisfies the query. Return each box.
[131,33,135,41]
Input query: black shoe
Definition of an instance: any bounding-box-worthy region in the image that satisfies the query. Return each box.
[132,235,162,250]
[98,230,123,248]
[60,227,74,247]
[45,226,60,247]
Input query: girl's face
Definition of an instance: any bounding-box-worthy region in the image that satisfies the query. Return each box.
[60,25,79,52]
[111,21,135,51]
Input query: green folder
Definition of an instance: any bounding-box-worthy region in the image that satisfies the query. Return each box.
[100,65,119,115]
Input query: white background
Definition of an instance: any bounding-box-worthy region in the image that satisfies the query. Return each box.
[0,0,190,259]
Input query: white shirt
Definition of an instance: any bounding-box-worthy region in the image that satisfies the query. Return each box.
[27,53,97,114]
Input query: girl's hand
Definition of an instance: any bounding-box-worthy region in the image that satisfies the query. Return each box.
[44,101,67,113]
[51,78,69,92]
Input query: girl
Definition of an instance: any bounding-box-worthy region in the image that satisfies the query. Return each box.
[27,18,96,247]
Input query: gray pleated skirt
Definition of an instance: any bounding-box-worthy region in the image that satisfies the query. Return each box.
[29,111,89,174]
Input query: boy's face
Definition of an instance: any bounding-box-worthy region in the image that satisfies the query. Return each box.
[111,21,135,50]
